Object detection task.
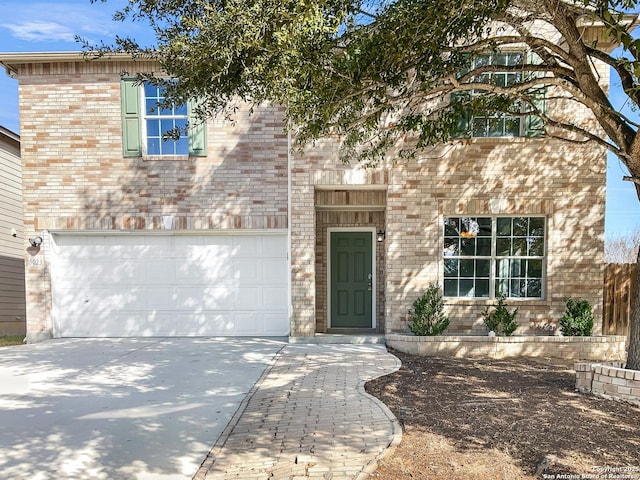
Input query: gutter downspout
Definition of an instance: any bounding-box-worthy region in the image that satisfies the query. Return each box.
[287,122,293,337]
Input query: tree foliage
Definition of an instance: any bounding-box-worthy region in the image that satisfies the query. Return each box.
[605,229,640,262]
[92,0,640,175]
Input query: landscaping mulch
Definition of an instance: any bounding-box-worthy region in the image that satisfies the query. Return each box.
[365,349,640,480]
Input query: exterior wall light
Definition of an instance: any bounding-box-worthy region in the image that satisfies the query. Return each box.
[377,230,386,242]
[28,236,43,247]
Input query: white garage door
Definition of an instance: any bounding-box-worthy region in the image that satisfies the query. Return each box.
[50,233,289,337]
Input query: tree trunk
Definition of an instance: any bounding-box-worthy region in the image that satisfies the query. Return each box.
[626,244,640,370]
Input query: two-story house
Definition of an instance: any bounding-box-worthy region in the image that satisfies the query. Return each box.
[0,51,606,342]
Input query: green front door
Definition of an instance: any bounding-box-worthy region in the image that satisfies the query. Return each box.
[330,231,373,328]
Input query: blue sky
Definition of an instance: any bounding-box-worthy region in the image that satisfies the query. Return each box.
[0,0,639,239]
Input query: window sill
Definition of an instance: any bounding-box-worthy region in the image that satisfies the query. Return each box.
[444,297,548,306]
[141,155,192,161]
[459,136,531,143]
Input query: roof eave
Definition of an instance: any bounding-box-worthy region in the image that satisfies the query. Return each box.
[0,51,156,77]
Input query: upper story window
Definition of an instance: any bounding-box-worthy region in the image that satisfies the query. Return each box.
[144,83,189,156]
[453,51,545,139]
[469,52,523,138]
[443,216,546,299]
[120,78,207,158]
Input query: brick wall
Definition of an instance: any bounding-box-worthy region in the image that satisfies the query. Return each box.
[575,362,640,407]
[15,59,288,339]
[388,334,627,361]
[290,109,606,337]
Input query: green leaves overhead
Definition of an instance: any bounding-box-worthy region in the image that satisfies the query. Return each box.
[95,0,640,167]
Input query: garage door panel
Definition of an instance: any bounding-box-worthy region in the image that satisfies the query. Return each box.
[180,312,235,335]
[101,262,147,286]
[235,287,262,309]
[51,233,288,337]
[262,236,287,257]
[146,262,176,284]
[234,312,261,334]
[175,286,236,310]
[175,260,234,283]
[101,239,160,260]
[54,287,148,315]
[262,313,289,335]
[54,260,146,287]
[146,287,175,310]
[262,287,287,309]
[263,260,287,283]
[51,236,89,258]
[233,236,259,257]
[235,260,260,284]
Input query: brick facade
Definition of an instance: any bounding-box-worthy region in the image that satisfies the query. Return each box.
[10,56,288,340]
[290,112,606,337]
[4,53,608,341]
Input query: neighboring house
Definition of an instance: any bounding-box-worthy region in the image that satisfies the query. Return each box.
[0,51,606,342]
[0,125,26,336]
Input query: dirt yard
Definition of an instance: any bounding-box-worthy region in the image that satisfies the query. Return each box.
[365,349,640,480]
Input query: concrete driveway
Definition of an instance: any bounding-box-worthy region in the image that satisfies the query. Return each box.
[0,337,286,480]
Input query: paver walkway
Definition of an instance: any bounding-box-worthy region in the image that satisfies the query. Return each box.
[194,344,401,480]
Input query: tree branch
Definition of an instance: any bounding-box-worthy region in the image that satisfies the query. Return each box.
[623,175,640,186]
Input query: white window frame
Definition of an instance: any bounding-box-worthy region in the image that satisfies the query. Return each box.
[467,51,528,138]
[443,215,547,300]
[142,82,189,156]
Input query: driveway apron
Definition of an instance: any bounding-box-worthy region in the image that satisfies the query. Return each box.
[0,338,285,480]
[194,344,402,480]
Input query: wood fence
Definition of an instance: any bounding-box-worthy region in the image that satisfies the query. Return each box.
[603,263,636,336]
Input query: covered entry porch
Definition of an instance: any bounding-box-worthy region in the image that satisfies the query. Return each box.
[313,188,387,335]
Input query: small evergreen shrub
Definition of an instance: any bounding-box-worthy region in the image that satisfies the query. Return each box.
[559,297,594,336]
[408,284,450,336]
[482,293,519,336]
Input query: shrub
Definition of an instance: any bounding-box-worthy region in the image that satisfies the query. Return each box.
[559,297,594,336]
[408,284,450,336]
[482,293,519,336]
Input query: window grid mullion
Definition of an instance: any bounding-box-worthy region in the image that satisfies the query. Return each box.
[443,215,545,300]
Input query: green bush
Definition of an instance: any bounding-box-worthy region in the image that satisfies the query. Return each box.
[408,284,450,336]
[559,297,594,336]
[482,293,519,336]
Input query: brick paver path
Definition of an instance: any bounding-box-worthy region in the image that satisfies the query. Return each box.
[194,344,401,480]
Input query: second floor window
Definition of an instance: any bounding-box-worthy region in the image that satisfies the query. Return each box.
[144,83,189,156]
[470,52,524,138]
[120,78,207,158]
[453,51,545,139]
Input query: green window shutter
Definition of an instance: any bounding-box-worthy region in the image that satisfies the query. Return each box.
[120,78,142,157]
[525,51,546,138]
[525,97,545,137]
[188,99,207,157]
[451,92,471,138]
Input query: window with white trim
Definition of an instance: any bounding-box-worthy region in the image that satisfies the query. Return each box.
[452,51,545,138]
[120,78,207,158]
[443,216,546,299]
[469,52,524,138]
[143,83,189,155]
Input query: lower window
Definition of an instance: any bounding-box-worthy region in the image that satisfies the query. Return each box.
[443,216,545,299]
